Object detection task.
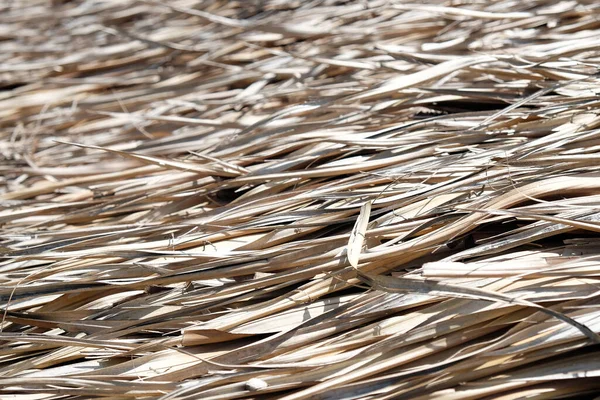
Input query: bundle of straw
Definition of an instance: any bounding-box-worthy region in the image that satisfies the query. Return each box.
[2,0,600,399]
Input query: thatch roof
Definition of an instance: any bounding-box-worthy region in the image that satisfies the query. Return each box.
[2,0,600,398]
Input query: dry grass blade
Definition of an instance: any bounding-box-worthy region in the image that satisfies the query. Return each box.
[347,200,372,268]
[2,0,600,399]
[357,271,600,343]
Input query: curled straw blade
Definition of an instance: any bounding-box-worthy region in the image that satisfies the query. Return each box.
[347,200,372,268]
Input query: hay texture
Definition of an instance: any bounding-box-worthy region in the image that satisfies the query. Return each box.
[2,0,600,399]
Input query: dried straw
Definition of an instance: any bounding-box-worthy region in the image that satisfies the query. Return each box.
[2,0,600,399]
